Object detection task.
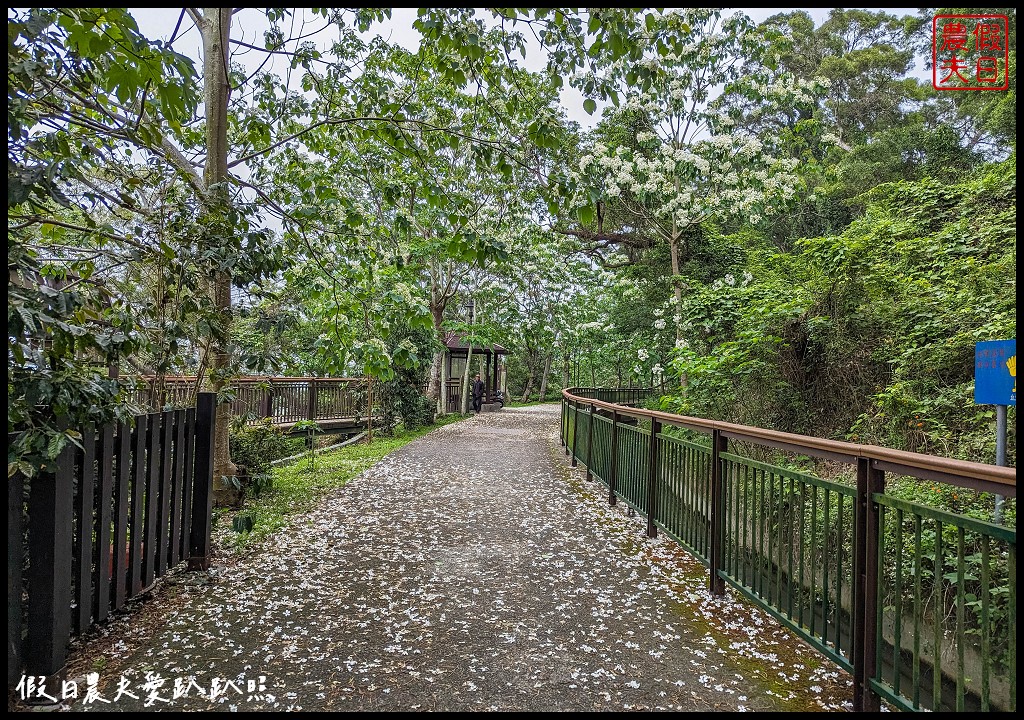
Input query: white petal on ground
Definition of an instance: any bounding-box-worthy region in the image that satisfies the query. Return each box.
[62,406,853,713]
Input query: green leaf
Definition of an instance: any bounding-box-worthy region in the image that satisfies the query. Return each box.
[578,205,595,225]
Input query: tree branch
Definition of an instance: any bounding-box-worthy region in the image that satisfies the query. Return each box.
[160,136,206,195]
[10,215,153,253]
[551,225,654,250]
[227,115,509,169]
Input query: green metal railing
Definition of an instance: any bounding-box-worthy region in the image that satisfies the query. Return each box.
[561,388,1016,712]
[568,386,657,406]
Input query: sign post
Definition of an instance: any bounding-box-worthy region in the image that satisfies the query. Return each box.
[974,339,1016,522]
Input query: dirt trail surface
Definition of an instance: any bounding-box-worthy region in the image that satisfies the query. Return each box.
[61,405,852,712]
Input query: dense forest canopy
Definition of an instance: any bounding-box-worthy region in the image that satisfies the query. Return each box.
[8,8,1016,489]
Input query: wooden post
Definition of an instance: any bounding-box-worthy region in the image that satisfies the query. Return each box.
[8,471,24,684]
[25,438,75,679]
[188,393,216,571]
[128,416,147,596]
[156,411,174,576]
[179,409,196,562]
[72,425,95,634]
[169,411,186,568]
[262,384,272,420]
[709,428,727,595]
[142,414,160,589]
[307,379,317,421]
[113,422,131,610]
[94,423,114,623]
[646,417,662,538]
[483,351,491,403]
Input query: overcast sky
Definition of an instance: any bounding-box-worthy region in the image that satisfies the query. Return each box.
[131,8,925,130]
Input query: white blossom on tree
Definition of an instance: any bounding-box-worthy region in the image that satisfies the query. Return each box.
[565,9,824,361]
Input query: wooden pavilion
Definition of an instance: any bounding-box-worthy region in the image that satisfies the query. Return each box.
[442,333,507,412]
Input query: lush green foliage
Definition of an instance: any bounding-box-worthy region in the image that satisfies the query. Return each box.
[229,420,299,475]
[656,160,1016,465]
[8,7,1016,484]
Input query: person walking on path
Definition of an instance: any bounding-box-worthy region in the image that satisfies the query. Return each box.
[471,373,485,414]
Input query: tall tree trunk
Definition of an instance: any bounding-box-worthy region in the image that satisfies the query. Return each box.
[438,350,448,415]
[537,352,552,401]
[668,221,688,397]
[563,352,570,390]
[198,8,237,505]
[519,355,535,403]
[366,378,374,441]
[426,350,441,401]
[427,274,445,405]
[669,233,684,338]
[519,373,535,404]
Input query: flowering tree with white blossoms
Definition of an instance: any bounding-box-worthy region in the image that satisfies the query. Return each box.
[563,9,823,349]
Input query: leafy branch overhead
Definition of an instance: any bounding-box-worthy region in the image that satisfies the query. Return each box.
[8,7,1017,483]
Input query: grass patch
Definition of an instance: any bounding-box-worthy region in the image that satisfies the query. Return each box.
[505,398,558,407]
[217,414,470,552]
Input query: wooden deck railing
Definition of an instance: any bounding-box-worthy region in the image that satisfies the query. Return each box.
[128,376,375,427]
[561,387,1016,713]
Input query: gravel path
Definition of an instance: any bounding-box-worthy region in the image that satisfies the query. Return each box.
[63,405,852,712]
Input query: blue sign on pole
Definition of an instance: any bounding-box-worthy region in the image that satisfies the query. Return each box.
[974,339,1016,406]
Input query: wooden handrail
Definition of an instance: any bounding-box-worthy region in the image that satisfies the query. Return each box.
[562,387,1016,494]
[131,376,366,383]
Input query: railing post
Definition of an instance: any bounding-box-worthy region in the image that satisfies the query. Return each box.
[564,398,570,454]
[262,384,272,420]
[188,392,216,571]
[609,410,619,506]
[25,436,75,681]
[586,403,595,481]
[853,457,867,712]
[307,379,317,421]
[709,428,727,595]
[561,397,569,448]
[854,457,884,712]
[646,417,661,538]
[570,400,579,467]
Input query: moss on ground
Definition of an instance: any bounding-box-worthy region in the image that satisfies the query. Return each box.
[551,439,850,712]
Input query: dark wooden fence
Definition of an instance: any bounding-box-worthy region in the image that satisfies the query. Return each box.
[561,387,1016,713]
[129,376,372,427]
[8,393,216,686]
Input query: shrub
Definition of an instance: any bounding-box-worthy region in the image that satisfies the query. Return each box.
[229,419,294,475]
[379,379,435,432]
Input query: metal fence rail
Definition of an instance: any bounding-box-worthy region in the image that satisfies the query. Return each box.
[560,388,1016,712]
